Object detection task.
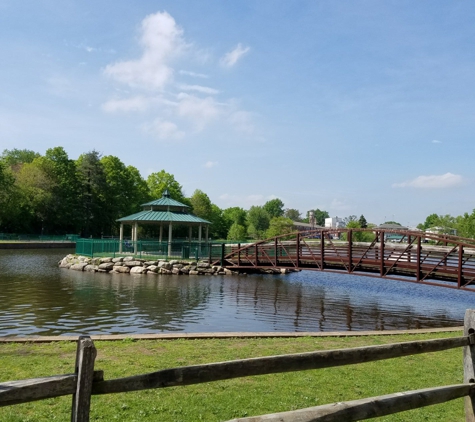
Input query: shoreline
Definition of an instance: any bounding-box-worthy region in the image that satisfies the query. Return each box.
[0,326,463,343]
[0,242,75,249]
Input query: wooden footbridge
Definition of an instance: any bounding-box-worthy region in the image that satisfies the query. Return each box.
[212,228,475,291]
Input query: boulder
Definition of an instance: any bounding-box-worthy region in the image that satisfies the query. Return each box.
[98,263,114,271]
[115,266,131,273]
[70,263,88,271]
[130,266,147,274]
[84,264,98,272]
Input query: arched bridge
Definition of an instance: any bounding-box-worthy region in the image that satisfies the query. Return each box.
[212,229,475,291]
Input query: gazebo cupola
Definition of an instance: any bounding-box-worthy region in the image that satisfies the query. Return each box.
[117,190,211,256]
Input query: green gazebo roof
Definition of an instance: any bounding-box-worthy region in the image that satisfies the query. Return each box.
[117,190,211,225]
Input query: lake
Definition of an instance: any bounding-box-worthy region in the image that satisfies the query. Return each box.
[0,248,473,336]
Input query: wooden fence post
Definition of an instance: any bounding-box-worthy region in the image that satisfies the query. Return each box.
[464,309,475,421]
[71,336,97,422]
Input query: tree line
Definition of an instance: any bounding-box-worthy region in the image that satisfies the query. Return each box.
[0,148,331,240]
[2,147,473,241]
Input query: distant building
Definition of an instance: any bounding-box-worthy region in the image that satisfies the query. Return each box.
[325,217,345,229]
[425,226,457,236]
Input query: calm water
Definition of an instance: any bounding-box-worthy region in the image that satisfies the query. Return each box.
[0,249,474,337]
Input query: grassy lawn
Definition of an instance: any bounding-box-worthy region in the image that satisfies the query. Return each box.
[0,332,467,421]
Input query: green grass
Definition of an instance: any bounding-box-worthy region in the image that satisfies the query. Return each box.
[0,333,467,421]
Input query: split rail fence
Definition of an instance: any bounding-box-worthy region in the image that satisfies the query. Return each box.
[3,310,475,421]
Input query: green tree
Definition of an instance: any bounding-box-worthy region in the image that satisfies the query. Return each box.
[223,207,247,227]
[208,204,228,239]
[358,215,368,229]
[0,161,16,230]
[284,208,302,221]
[227,222,247,241]
[247,206,270,238]
[147,170,185,202]
[189,189,213,219]
[456,211,475,238]
[306,209,329,226]
[263,198,284,218]
[39,147,82,233]
[266,216,294,238]
[419,213,439,230]
[14,160,56,233]
[76,150,108,237]
[1,148,40,167]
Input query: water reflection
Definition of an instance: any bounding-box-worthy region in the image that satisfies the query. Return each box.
[0,249,473,336]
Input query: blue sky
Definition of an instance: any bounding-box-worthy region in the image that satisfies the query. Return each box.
[1,1,474,227]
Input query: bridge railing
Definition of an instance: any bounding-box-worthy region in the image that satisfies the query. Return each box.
[2,310,475,421]
[215,229,475,290]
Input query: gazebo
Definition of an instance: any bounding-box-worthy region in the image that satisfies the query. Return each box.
[116,190,211,256]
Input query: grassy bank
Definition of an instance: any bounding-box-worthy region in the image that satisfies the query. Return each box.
[0,332,466,421]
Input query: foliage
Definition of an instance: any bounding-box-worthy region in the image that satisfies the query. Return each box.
[358,214,368,228]
[305,208,329,226]
[223,207,247,227]
[147,170,185,202]
[189,189,213,220]
[263,198,284,218]
[284,208,302,221]
[1,148,40,167]
[227,222,247,241]
[265,216,294,238]
[247,206,270,239]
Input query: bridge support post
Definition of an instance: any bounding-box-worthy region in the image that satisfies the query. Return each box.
[274,238,278,267]
[464,309,475,421]
[320,230,324,270]
[459,246,464,288]
[220,243,225,267]
[348,229,353,273]
[380,231,385,277]
[296,233,300,268]
[237,243,241,267]
[416,236,421,282]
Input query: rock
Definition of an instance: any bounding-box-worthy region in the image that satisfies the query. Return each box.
[189,270,199,275]
[197,262,210,269]
[160,268,172,274]
[115,266,131,273]
[112,257,123,263]
[144,261,158,266]
[123,256,134,262]
[172,268,181,275]
[147,265,159,273]
[70,263,88,271]
[100,257,113,263]
[130,266,146,274]
[124,261,143,267]
[84,264,98,272]
[98,263,114,271]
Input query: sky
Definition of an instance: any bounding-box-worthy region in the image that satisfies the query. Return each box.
[1,1,474,228]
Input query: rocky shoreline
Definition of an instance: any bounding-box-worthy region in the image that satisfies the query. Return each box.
[58,254,291,275]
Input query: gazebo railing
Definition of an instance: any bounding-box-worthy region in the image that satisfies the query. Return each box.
[75,239,217,260]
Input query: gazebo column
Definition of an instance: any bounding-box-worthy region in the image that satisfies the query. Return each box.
[205,225,209,242]
[134,222,138,255]
[189,226,193,242]
[168,222,173,257]
[159,224,163,244]
[198,224,202,256]
[119,224,124,253]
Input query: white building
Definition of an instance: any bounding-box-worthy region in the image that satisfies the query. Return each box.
[325,217,345,229]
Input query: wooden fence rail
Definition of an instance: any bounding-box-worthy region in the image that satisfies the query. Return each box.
[1,310,475,421]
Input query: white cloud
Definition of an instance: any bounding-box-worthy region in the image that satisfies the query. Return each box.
[102,96,151,112]
[228,111,254,133]
[432,140,442,144]
[179,84,219,95]
[330,199,351,212]
[104,11,186,90]
[220,43,250,67]
[177,93,221,130]
[179,70,208,78]
[392,172,464,189]
[204,161,218,168]
[142,118,185,140]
